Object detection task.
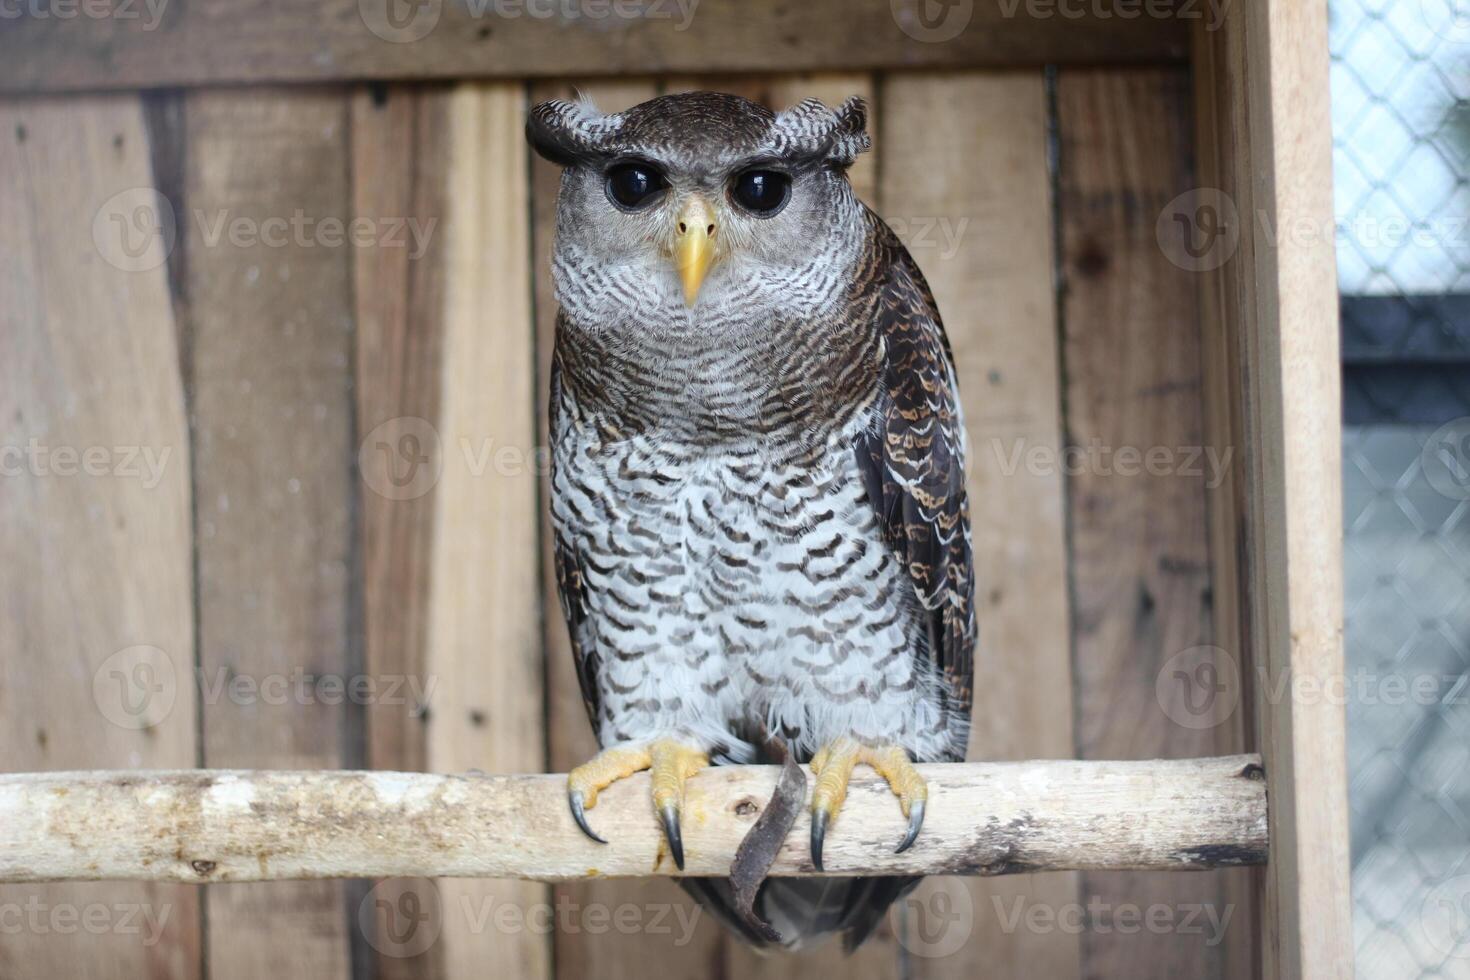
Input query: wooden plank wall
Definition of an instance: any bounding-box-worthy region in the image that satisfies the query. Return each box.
[0,64,1247,980]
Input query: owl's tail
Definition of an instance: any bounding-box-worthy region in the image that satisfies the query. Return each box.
[679,874,919,952]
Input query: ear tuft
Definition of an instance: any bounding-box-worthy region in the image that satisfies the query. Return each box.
[769,95,871,168]
[831,96,871,164]
[526,98,623,166]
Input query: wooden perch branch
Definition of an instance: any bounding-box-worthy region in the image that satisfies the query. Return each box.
[0,756,1266,883]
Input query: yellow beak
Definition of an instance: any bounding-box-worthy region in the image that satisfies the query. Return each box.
[673,196,716,307]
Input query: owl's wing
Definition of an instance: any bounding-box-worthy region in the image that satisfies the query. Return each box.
[548,346,604,736]
[852,214,976,725]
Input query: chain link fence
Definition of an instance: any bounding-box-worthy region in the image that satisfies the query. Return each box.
[1331,0,1470,975]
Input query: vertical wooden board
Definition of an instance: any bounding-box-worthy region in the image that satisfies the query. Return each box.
[1191,26,1262,980]
[1195,4,1350,978]
[424,81,550,980]
[1058,69,1212,760]
[350,84,453,980]
[1057,69,1247,979]
[880,72,1080,980]
[185,89,355,980]
[530,78,729,980]
[352,84,450,778]
[0,95,200,980]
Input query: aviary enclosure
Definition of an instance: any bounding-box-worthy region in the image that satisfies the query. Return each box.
[0,2,1348,979]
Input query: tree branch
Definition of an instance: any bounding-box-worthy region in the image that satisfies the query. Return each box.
[0,756,1266,883]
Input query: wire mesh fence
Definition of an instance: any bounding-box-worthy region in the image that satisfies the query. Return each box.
[1332,0,1470,975]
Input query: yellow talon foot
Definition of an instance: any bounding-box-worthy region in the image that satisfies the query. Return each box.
[808,737,928,871]
[566,739,708,870]
[567,744,652,844]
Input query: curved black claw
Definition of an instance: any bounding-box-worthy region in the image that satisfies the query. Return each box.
[569,791,607,844]
[660,803,685,871]
[895,799,925,854]
[810,808,829,872]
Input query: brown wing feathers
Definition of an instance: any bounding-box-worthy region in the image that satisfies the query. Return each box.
[852,214,977,721]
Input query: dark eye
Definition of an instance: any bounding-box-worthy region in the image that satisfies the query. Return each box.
[605,163,667,210]
[730,169,791,216]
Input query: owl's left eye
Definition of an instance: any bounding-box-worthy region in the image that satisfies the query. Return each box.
[605,163,667,211]
[730,169,791,217]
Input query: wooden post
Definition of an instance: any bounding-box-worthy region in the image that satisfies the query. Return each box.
[1193,3,1352,979]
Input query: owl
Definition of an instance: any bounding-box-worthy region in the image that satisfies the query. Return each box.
[528,91,975,950]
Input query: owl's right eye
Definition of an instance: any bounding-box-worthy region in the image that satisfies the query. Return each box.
[605,163,667,211]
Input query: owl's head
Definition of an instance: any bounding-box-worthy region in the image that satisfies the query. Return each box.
[528,91,870,317]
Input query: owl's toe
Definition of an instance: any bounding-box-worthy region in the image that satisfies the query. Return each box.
[863,743,929,854]
[808,737,862,872]
[648,740,710,871]
[808,737,929,869]
[566,740,708,866]
[565,744,656,844]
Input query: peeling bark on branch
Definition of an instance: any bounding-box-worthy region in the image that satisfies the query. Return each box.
[0,756,1266,883]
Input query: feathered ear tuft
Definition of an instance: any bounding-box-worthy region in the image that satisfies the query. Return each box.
[768,95,871,168]
[526,98,623,166]
[831,96,871,164]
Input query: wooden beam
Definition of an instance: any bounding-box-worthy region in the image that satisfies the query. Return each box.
[1192,3,1351,979]
[0,0,1190,94]
[0,757,1267,883]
